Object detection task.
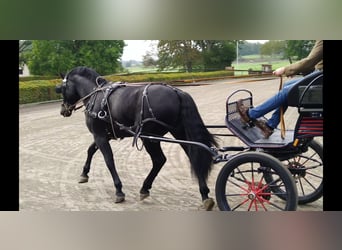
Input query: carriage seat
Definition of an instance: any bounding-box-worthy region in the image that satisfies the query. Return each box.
[287,71,323,139]
[287,71,323,111]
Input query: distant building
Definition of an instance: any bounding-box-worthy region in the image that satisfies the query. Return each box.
[19,64,30,76]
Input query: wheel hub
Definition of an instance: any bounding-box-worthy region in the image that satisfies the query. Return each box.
[247,182,271,201]
[248,192,256,200]
[288,162,306,178]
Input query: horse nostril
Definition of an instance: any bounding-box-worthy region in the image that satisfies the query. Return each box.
[60,104,71,117]
[61,111,71,117]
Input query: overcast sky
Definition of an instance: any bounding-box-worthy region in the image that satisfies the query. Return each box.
[122,40,157,61]
[121,40,268,61]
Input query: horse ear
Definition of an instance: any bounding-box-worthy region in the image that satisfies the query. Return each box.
[59,72,65,79]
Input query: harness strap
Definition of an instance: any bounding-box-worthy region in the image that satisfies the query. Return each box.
[132,84,155,149]
[132,83,176,150]
[86,82,177,149]
[141,84,156,119]
[99,83,126,140]
[85,89,99,118]
[100,82,123,110]
[83,82,125,140]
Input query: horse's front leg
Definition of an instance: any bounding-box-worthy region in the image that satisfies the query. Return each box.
[79,142,98,183]
[94,136,125,203]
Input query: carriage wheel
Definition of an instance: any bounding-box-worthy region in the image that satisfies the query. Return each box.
[215,151,298,211]
[265,140,323,205]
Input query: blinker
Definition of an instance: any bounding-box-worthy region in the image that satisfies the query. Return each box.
[55,85,62,94]
[56,78,67,94]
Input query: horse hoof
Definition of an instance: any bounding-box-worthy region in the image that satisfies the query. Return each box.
[203,198,215,211]
[115,195,125,203]
[78,176,89,183]
[140,193,150,200]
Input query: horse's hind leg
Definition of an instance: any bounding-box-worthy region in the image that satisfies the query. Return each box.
[172,131,215,211]
[140,140,166,200]
[182,145,215,211]
[79,142,98,183]
[197,175,215,211]
[189,147,215,211]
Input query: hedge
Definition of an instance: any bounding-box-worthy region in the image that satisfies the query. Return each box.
[19,71,235,104]
[19,79,62,104]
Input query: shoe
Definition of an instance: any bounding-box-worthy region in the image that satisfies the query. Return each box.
[237,99,253,125]
[254,119,274,139]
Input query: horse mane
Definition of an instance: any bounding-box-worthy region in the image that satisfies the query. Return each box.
[67,66,100,83]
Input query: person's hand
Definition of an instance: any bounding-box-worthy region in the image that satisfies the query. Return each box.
[273,67,285,76]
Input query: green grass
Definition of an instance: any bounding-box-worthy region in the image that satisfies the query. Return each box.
[232,59,289,71]
[123,56,291,74]
[230,57,290,76]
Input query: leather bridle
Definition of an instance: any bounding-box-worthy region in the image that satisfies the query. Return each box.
[58,78,107,115]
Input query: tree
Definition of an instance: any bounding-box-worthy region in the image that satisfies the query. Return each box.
[156,40,236,72]
[239,41,261,56]
[142,52,157,67]
[157,40,202,72]
[197,40,236,71]
[284,40,315,63]
[19,40,32,66]
[260,40,286,57]
[76,40,125,74]
[27,40,125,76]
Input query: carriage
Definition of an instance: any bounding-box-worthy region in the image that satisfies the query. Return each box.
[56,67,323,211]
[212,70,323,211]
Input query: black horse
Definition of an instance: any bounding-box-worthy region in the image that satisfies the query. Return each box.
[55,66,218,210]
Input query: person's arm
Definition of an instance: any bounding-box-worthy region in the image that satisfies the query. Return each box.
[273,40,323,77]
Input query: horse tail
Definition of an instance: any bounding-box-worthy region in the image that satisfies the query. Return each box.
[177,90,218,180]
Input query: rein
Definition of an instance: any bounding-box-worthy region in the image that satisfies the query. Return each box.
[278,76,286,139]
[66,81,162,113]
[63,86,107,113]
[67,74,121,111]
[64,80,177,148]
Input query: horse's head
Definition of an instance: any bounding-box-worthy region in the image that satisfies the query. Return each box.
[55,66,102,117]
[55,72,81,117]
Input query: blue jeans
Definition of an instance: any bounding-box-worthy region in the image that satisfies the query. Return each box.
[248,70,319,129]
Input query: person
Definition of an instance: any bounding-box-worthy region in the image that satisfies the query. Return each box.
[237,40,323,138]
